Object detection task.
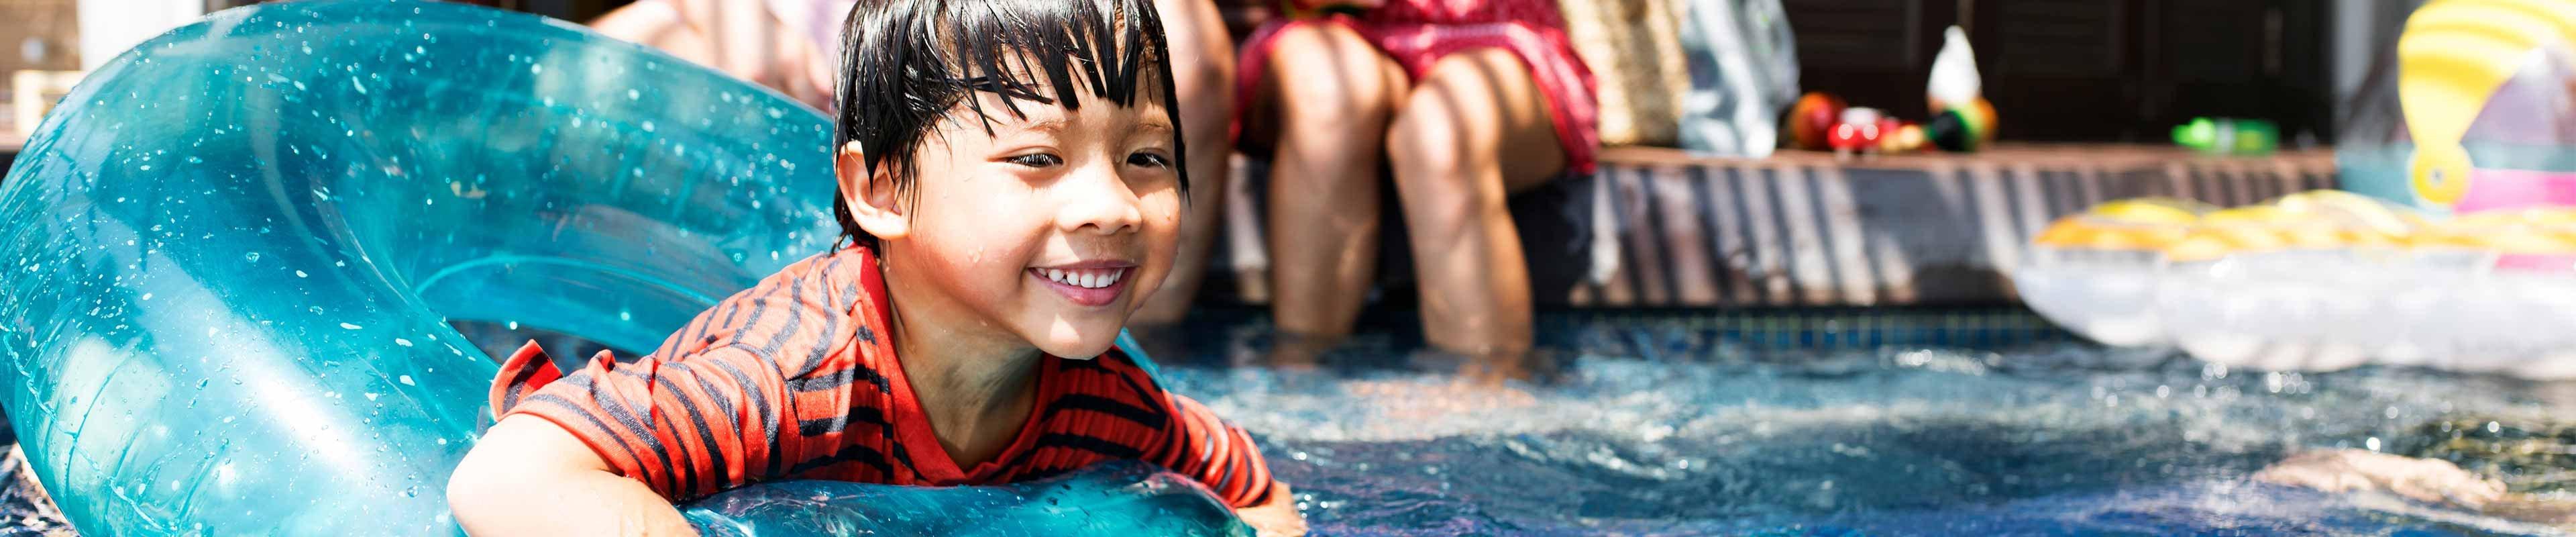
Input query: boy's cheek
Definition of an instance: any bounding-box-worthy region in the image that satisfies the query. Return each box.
[1146,191,1185,231]
[1148,208,1184,258]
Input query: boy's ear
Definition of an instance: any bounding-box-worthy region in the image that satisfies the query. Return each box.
[837,141,908,240]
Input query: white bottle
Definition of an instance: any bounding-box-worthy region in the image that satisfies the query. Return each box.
[1927,26,1982,111]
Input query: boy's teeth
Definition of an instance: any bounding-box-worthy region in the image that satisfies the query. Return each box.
[1042,268,1124,289]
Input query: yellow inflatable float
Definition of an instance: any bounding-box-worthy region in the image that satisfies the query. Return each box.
[2015,193,2576,378]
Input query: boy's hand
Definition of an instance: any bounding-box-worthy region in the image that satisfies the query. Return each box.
[449,417,701,536]
[1235,481,1310,537]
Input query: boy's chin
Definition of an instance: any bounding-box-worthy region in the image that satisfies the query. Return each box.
[1030,325,1123,360]
[1037,340,1116,360]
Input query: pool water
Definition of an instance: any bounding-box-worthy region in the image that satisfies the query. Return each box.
[7,308,2575,536]
[1142,309,2571,536]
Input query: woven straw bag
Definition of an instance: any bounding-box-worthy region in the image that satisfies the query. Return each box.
[1557,0,1692,147]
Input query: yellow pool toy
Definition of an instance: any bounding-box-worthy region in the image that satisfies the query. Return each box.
[2397,0,2576,207]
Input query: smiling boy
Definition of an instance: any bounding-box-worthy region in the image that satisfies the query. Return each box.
[445,1,1303,534]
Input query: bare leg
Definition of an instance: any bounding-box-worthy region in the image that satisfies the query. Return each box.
[1384,48,1566,359]
[592,0,830,109]
[1131,0,1238,325]
[1252,23,1409,344]
[588,1,718,67]
[2260,448,2576,526]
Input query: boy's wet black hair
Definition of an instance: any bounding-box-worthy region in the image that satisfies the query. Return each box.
[830,0,1186,249]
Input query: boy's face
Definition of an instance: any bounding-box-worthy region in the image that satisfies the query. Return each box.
[869,81,1182,360]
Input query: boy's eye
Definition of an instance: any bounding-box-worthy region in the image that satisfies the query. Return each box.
[1005,153,1063,168]
[1126,152,1171,168]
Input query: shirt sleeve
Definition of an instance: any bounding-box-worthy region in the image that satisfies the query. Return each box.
[500,341,799,501]
[1149,391,1279,508]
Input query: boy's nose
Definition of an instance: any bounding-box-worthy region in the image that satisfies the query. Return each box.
[1057,165,1144,235]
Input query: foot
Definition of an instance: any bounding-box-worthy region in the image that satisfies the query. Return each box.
[2255,448,2506,510]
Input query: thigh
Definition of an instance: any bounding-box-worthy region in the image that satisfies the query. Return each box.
[1153,0,1236,91]
[1389,47,1566,193]
[1240,22,1409,153]
[589,1,720,67]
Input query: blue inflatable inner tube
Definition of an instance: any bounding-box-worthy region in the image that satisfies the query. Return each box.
[0,1,1228,535]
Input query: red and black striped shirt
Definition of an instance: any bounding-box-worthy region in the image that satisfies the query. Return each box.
[487,245,1275,507]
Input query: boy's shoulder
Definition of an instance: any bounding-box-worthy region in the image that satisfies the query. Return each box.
[749,246,876,298]
[649,246,884,366]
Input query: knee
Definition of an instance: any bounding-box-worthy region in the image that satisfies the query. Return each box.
[1171,62,1234,139]
[1387,94,1499,192]
[1162,45,1234,127]
[1265,26,1401,129]
[1387,93,1507,232]
[1387,53,1523,182]
[1386,108,1478,186]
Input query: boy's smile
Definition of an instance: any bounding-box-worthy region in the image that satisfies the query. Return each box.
[1028,262,1136,307]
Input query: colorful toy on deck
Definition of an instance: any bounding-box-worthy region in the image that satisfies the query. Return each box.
[1782,26,1998,154]
[1819,107,1928,158]
[1786,91,1845,150]
[1878,117,1925,153]
[1924,26,1998,151]
[1927,26,1980,113]
[1923,106,1990,152]
[2173,117,2281,156]
[1826,106,1884,156]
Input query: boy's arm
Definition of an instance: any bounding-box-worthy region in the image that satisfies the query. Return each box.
[1157,393,1308,536]
[1235,481,1308,537]
[456,335,818,534]
[448,417,698,536]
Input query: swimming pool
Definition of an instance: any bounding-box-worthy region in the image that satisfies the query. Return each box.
[0,307,2567,535]
[1142,309,2565,536]
[25,2,2544,532]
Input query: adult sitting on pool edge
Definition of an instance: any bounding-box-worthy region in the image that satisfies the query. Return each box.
[1237,0,1599,362]
[447,1,1304,534]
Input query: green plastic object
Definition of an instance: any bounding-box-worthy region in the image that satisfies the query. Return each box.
[0,1,1212,535]
[2172,117,2279,155]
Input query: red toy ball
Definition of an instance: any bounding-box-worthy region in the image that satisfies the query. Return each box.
[1786,93,1846,150]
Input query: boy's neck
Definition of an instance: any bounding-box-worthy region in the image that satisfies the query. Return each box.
[876,254,1046,467]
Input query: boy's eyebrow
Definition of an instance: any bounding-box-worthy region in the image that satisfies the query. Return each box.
[1020,118,1069,134]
